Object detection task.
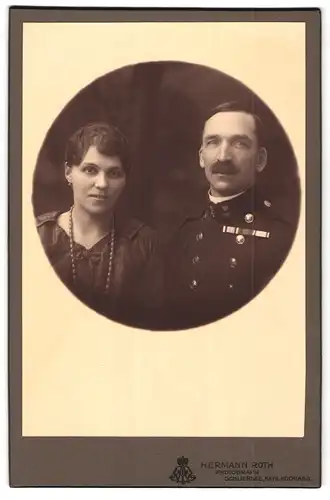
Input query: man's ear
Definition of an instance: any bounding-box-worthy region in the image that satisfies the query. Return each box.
[64,162,73,184]
[199,147,205,168]
[256,147,268,173]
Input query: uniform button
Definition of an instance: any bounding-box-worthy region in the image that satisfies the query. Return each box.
[230,257,237,268]
[244,213,254,223]
[190,279,198,289]
[236,235,245,245]
[229,284,234,290]
[221,205,229,212]
[196,232,204,241]
[192,255,200,264]
[264,200,272,207]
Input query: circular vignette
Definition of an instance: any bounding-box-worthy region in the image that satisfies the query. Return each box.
[32,60,301,330]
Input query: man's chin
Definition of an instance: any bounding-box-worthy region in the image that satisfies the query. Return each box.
[210,181,240,197]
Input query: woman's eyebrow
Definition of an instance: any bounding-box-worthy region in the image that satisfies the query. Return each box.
[81,162,98,167]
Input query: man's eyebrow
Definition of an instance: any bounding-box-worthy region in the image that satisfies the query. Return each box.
[203,134,220,141]
[231,134,252,142]
[203,133,253,142]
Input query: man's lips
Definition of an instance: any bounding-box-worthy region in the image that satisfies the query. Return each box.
[212,171,236,176]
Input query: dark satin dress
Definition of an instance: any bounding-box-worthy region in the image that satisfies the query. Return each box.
[36,211,163,330]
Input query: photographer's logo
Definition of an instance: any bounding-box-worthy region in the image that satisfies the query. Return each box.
[169,456,196,485]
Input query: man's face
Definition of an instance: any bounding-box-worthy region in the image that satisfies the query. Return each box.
[199,111,267,197]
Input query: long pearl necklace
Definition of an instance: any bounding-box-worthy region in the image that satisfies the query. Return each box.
[68,206,115,295]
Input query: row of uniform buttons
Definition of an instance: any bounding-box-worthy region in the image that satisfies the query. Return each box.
[192,255,237,267]
[196,231,246,245]
[188,204,263,292]
[190,279,236,290]
[191,231,203,288]
[189,256,238,290]
[190,220,240,289]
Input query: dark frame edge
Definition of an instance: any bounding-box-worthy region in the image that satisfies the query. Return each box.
[8,7,23,488]
[8,7,322,488]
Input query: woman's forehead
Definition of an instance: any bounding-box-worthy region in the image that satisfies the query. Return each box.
[81,145,123,168]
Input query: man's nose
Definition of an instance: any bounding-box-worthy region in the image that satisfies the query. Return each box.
[95,172,107,189]
[216,141,232,161]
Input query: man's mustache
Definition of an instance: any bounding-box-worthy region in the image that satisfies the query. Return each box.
[211,160,238,175]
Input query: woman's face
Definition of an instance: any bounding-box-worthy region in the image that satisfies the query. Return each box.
[65,145,126,215]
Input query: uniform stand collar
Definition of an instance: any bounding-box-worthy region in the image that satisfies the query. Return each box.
[208,188,258,220]
[208,189,246,205]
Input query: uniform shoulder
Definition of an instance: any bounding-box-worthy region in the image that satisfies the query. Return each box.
[35,211,61,228]
[255,193,299,228]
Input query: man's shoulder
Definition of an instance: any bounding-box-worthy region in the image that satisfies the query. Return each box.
[179,189,297,227]
[252,192,298,229]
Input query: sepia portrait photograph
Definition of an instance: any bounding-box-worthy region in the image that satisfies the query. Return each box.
[33,61,301,332]
[9,7,321,488]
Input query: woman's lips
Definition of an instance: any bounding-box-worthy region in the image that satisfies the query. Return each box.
[89,194,108,200]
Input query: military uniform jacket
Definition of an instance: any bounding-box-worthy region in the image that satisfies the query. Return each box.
[165,189,297,330]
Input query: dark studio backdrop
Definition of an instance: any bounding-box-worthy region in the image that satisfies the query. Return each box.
[32,61,301,239]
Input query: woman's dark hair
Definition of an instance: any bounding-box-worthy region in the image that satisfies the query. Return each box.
[64,122,130,173]
[205,100,265,147]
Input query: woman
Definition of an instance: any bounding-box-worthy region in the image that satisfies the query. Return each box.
[36,122,162,329]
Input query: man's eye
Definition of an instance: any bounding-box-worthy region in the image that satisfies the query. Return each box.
[206,139,218,146]
[234,141,249,149]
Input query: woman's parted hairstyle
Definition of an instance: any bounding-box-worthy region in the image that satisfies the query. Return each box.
[64,122,130,173]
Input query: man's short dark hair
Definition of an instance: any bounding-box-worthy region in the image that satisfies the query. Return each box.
[205,101,265,147]
[65,122,130,173]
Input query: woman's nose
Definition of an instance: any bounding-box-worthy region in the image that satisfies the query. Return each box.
[94,173,107,189]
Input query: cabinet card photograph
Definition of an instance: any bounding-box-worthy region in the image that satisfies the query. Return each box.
[9,8,321,488]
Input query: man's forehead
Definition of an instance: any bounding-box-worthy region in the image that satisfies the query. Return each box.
[203,111,257,137]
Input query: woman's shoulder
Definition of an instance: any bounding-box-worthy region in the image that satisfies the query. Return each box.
[35,210,62,228]
[118,218,161,256]
[35,211,64,248]
[119,217,157,240]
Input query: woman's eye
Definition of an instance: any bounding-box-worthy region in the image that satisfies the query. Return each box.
[84,166,97,174]
[108,169,123,178]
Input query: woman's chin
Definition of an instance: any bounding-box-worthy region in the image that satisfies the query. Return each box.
[84,202,114,216]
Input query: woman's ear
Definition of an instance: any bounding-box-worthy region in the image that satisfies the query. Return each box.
[64,162,72,186]
[256,147,268,173]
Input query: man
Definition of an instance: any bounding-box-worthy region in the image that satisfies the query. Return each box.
[164,101,298,330]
